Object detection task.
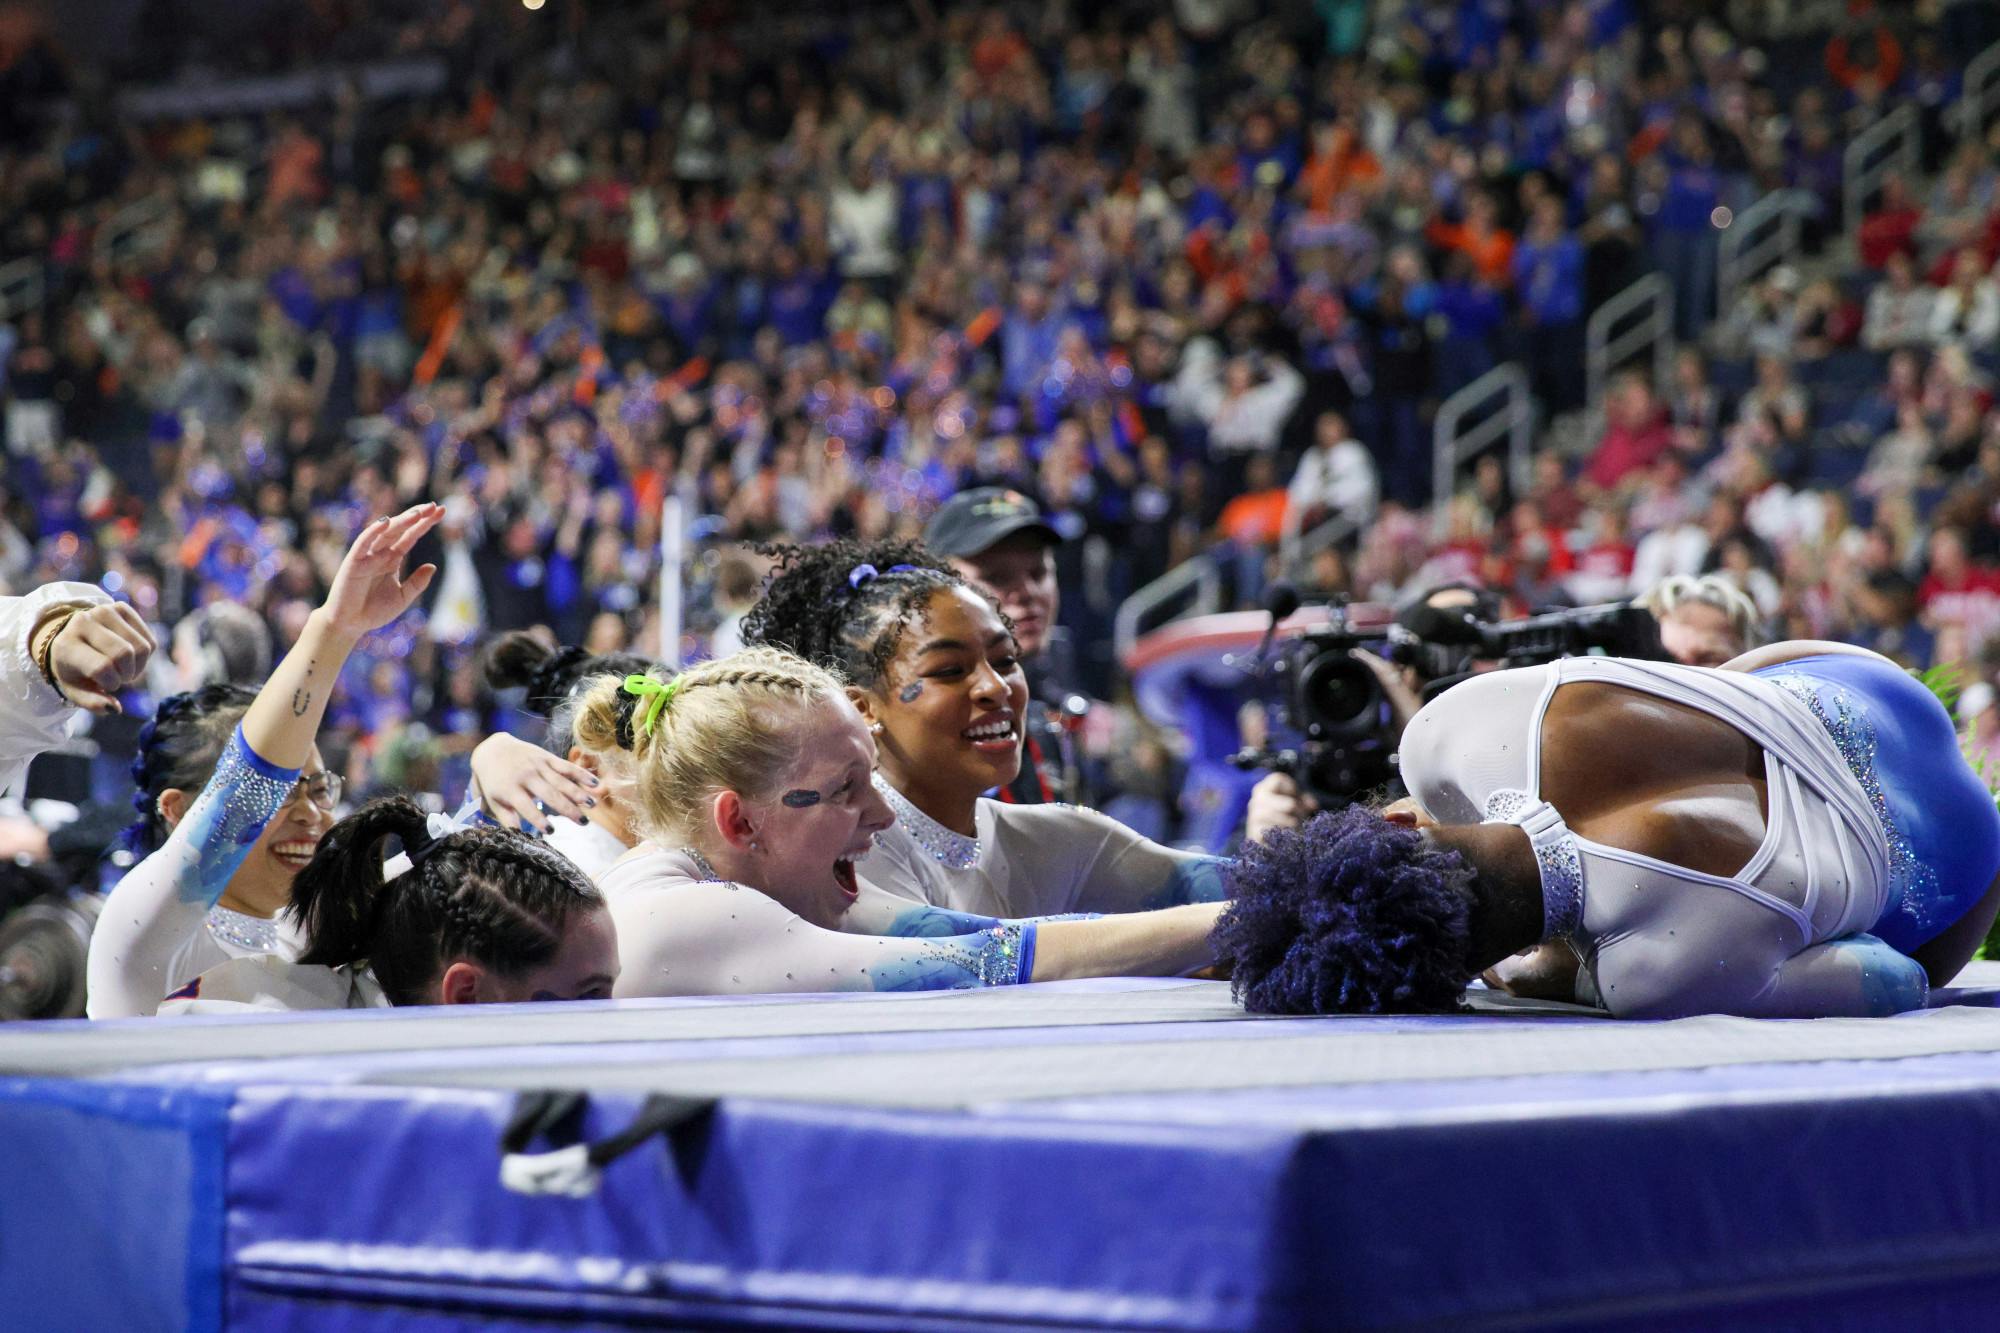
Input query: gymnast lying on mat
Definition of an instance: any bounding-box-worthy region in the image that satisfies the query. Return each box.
[576,647,1225,997]
[160,798,619,1013]
[88,504,602,1017]
[740,539,1229,918]
[1212,641,2000,1019]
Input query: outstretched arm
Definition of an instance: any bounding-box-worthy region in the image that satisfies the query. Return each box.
[612,879,1222,998]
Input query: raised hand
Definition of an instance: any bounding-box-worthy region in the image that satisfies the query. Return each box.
[322,503,442,639]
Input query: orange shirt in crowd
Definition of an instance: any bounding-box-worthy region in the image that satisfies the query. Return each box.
[1220,489,1290,547]
[1426,219,1515,285]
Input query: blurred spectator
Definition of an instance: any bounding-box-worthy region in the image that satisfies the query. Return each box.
[1584,373,1673,492]
[1286,410,1378,538]
[1929,249,2000,349]
[1863,252,1938,351]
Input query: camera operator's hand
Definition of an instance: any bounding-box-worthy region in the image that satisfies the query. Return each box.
[35,601,157,715]
[1349,648,1424,733]
[1245,771,1317,843]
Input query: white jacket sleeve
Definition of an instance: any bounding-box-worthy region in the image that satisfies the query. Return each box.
[0,581,110,797]
[86,726,301,1018]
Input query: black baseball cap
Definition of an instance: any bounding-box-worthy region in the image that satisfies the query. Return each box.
[923,487,1060,558]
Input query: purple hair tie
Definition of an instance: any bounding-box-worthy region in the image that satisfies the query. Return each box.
[847,562,919,590]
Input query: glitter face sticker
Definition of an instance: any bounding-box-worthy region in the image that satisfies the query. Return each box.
[898,682,923,703]
[781,789,823,808]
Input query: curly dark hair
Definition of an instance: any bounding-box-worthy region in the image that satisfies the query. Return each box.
[124,684,258,853]
[739,537,1007,689]
[289,796,605,1006]
[1211,806,1476,1014]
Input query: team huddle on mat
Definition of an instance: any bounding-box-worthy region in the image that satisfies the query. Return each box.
[32,502,2000,1022]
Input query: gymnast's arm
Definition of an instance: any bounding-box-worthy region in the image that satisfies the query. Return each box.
[1027,804,1229,914]
[86,726,300,1018]
[0,582,113,796]
[609,878,1222,997]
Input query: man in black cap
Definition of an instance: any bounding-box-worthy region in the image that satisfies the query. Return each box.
[924,487,1088,807]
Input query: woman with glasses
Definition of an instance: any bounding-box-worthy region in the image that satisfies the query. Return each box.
[89,506,604,1018]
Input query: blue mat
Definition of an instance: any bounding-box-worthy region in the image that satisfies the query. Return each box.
[11,974,2000,1331]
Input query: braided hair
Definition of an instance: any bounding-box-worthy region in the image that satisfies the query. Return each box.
[289,796,605,1006]
[125,684,258,853]
[484,629,657,754]
[740,538,1004,690]
[570,646,850,844]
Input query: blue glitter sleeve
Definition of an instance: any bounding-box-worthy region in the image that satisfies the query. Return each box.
[173,728,301,907]
[882,904,1099,938]
[865,922,1038,991]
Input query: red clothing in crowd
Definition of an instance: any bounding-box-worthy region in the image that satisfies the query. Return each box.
[1918,566,2000,641]
[1584,412,1673,490]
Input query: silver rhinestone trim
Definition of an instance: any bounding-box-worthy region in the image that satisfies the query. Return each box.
[875,776,981,871]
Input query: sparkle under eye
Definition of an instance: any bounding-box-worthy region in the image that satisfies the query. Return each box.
[782,789,823,808]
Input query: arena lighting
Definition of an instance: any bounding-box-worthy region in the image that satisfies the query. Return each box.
[522,0,545,9]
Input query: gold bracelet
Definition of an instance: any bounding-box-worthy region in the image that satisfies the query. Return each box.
[34,608,80,701]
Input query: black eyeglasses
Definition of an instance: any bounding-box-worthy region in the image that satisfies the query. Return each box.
[284,771,344,813]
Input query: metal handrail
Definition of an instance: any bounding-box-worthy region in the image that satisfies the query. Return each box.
[1959,39,2000,144]
[1843,103,1920,236]
[0,257,45,324]
[1431,362,1532,536]
[1586,272,1674,421]
[95,193,176,266]
[1112,553,1224,666]
[1715,189,1816,326]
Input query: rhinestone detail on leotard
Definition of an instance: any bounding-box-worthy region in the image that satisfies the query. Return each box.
[875,776,981,871]
[1483,788,1585,940]
[206,905,283,954]
[1765,672,1939,936]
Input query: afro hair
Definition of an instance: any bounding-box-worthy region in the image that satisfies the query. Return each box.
[1211,805,1476,1014]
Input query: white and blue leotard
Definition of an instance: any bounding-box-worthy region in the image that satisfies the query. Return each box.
[86,727,305,1018]
[1401,655,1993,1019]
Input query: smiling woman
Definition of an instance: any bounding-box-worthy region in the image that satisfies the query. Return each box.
[87,504,445,1019]
[160,798,618,1014]
[743,540,1231,921]
[571,647,1225,997]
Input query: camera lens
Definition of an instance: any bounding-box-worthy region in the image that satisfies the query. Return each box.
[1293,650,1382,740]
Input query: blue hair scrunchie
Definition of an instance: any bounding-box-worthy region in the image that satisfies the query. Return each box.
[847,562,920,590]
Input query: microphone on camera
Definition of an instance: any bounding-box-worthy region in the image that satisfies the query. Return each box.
[1251,582,1302,673]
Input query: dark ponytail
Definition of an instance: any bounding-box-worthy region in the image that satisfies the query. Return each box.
[288,796,604,1006]
[484,629,658,752]
[741,538,985,688]
[125,684,258,853]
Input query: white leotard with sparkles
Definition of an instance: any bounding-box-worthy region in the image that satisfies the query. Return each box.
[1400,658,1928,1018]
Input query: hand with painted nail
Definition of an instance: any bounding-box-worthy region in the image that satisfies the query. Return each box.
[320,503,442,640]
[470,731,601,834]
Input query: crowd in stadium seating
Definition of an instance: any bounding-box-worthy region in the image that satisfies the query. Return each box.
[5,0,2000,826]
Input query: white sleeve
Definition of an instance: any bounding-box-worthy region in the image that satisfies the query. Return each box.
[609,877,1040,998]
[86,727,301,1018]
[0,581,109,797]
[1012,805,1229,915]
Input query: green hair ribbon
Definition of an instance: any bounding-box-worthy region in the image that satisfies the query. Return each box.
[622,673,681,738]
